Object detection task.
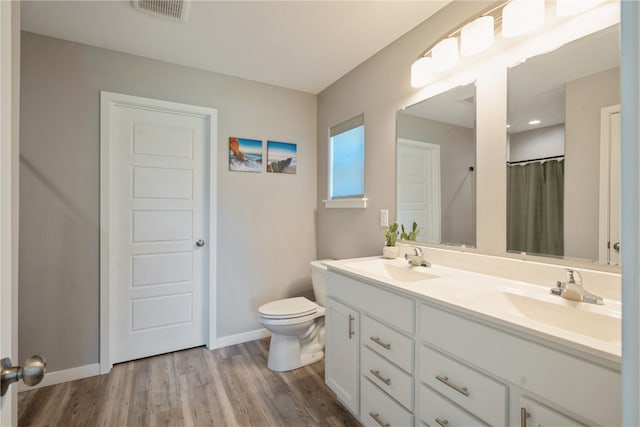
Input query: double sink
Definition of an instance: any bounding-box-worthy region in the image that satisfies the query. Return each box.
[335,257,621,358]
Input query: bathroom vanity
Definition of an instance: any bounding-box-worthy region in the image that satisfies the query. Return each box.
[324,257,621,427]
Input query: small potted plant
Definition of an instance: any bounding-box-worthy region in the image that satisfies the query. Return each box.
[383,222,399,259]
[401,221,420,241]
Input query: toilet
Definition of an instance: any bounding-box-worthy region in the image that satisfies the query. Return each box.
[258,260,329,372]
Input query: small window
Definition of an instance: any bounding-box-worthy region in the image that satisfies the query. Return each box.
[328,115,365,205]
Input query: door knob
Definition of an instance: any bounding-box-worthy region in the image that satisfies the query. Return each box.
[196,239,205,247]
[613,242,620,251]
[1,355,46,396]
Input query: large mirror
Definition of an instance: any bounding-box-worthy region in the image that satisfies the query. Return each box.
[396,83,476,247]
[507,24,620,265]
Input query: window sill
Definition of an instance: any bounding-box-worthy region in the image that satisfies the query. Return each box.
[323,198,368,209]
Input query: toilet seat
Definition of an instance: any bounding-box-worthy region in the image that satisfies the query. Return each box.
[259,297,318,320]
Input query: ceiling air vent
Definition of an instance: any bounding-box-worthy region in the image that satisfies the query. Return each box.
[132,0,190,22]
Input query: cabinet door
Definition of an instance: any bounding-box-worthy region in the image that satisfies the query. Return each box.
[520,397,583,427]
[326,298,360,416]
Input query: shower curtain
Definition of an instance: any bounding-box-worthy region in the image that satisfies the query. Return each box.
[507,159,564,256]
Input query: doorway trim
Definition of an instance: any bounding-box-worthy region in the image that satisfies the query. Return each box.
[99,92,218,374]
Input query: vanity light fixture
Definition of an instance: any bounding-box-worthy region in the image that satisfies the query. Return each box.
[528,119,541,125]
[502,0,545,38]
[410,1,508,88]
[409,0,603,88]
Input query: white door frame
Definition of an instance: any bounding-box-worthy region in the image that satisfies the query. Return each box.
[99,92,218,374]
[598,104,621,265]
[622,1,640,423]
[0,1,19,424]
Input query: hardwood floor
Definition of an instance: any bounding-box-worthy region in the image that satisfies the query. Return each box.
[18,338,360,427]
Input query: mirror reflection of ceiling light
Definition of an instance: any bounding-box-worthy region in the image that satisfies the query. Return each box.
[528,119,541,125]
[502,0,545,38]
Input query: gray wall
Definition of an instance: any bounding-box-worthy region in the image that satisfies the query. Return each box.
[565,67,619,261]
[316,1,492,259]
[397,114,475,246]
[19,32,317,371]
[509,124,565,162]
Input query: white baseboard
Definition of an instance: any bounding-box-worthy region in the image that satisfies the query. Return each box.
[18,363,100,393]
[209,328,271,350]
[19,331,270,392]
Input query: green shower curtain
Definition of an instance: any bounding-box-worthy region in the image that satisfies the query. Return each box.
[507,159,564,256]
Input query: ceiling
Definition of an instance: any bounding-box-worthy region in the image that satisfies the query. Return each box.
[21,0,450,94]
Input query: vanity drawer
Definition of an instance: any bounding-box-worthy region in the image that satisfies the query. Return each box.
[362,347,413,410]
[361,378,413,427]
[327,271,415,333]
[420,304,621,427]
[420,345,507,426]
[362,315,413,372]
[419,384,486,427]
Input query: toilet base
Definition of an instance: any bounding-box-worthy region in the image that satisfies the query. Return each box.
[267,333,324,372]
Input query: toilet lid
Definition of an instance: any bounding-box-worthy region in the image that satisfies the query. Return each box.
[259,297,318,319]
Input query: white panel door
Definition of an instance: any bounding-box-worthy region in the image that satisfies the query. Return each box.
[111,103,208,363]
[599,105,621,265]
[608,110,621,265]
[397,138,441,243]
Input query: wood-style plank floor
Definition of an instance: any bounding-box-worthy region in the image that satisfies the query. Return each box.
[18,338,360,427]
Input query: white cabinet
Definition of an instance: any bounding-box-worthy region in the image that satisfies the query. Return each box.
[326,297,360,415]
[326,267,620,427]
[420,303,620,426]
[520,396,584,427]
[419,344,507,425]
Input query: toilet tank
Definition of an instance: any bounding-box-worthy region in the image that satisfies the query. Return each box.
[310,260,331,307]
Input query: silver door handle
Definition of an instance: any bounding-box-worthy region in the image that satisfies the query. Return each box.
[520,408,531,427]
[196,239,205,247]
[613,242,620,251]
[1,355,46,396]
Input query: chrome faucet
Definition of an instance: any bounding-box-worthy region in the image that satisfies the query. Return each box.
[405,246,431,267]
[550,269,603,305]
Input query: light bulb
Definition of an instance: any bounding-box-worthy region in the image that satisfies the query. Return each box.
[410,56,433,88]
[503,0,545,38]
[432,37,459,72]
[461,16,494,56]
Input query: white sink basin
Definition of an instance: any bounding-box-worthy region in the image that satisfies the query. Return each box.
[471,287,621,343]
[343,258,440,283]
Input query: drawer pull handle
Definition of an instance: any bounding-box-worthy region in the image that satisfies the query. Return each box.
[369,411,390,427]
[369,369,391,385]
[435,417,450,427]
[369,336,391,350]
[348,315,355,339]
[520,408,531,427]
[435,375,470,397]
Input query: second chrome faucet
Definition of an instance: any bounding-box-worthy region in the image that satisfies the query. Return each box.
[550,269,603,305]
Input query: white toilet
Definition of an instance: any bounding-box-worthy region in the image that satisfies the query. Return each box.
[258,260,329,372]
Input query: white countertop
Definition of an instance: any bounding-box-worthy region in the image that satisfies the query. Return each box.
[325,256,622,367]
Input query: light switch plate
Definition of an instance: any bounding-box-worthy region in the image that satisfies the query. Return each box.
[380,210,389,227]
